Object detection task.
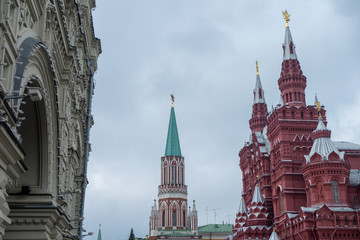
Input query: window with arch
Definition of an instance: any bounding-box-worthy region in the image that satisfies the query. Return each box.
[279,189,284,214]
[332,181,340,203]
[183,211,186,226]
[298,92,301,101]
[162,211,166,227]
[172,209,176,226]
[172,165,176,184]
[294,92,297,101]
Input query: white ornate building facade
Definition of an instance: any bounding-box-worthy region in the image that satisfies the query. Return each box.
[0,0,100,239]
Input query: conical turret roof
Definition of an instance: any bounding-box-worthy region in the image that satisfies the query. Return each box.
[283,24,297,60]
[269,229,280,240]
[238,197,248,214]
[165,106,181,156]
[254,62,265,104]
[251,185,264,204]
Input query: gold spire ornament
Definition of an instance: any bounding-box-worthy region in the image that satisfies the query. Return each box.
[170,93,174,107]
[317,100,322,118]
[282,10,290,27]
[256,60,259,76]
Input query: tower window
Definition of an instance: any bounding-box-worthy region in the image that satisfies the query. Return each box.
[354,196,358,204]
[332,181,340,203]
[289,92,292,102]
[301,112,304,119]
[183,211,186,226]
[298,92,301,101]
[172,165,176,184]
[294,92,297,101]
[173,210,176,226]
[286,94,289,102]
[162,211,166,227]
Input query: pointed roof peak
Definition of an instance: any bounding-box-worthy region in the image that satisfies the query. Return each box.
[269,229,280,240]
[165,104,182,157]
[251,184,264,204]
[238,197,248,214]
[282,11,297,60]
[253,61,266,104]
[192,200,197,211]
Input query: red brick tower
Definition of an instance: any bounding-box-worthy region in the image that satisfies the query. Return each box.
[302,114,351,207]
[266,11,326,224]
[149,96,199,240]
[239,62,272,211]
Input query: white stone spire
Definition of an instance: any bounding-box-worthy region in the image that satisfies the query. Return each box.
[304,118,345,163]
[237,197,248,214]
[192,200,197,212]
[283,24,297,60]
[269,229,281,240]
[253,61,266,104]
[251,184,264,204]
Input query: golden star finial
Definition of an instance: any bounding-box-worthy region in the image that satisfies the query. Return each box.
[256,60,259,76]
[282,10,290,27]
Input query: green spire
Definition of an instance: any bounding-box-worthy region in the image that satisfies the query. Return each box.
[97,224,102,240]
[165,106,182,157]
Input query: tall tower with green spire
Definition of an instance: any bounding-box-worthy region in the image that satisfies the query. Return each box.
[149,95,198,239]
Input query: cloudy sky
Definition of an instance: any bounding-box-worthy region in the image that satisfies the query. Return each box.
[83,1,360,239]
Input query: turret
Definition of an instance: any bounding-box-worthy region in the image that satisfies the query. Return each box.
[249,61,268,133]
[302,101,351,206]
[278,10,307,107]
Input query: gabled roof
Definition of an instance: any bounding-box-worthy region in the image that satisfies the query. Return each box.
[165,106,181,157]
[198,224,233,233]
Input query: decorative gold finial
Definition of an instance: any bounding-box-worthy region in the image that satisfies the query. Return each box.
[256,175,260,185]
[170,93,174,107]
[256,61,259,76]
[282,10,290,27]
[317,100,322,118]
[273,227,276,232]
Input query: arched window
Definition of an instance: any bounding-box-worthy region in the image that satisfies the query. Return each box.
[298,92,301,101]
[289,92,292,102]
[183,211,186,226]
[172,210,176,226]
[294,92,297,101]
[162,211,166,227]
[332,181,340,203]
[172,165,176,184]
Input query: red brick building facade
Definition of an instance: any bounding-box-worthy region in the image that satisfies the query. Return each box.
[231,13,360,240]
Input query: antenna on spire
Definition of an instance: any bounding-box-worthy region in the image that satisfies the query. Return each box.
[170,93,174,107]
[256,60,259,76]
[282,10,290,27]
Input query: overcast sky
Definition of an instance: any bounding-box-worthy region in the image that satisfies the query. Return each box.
[83,1,360,239]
